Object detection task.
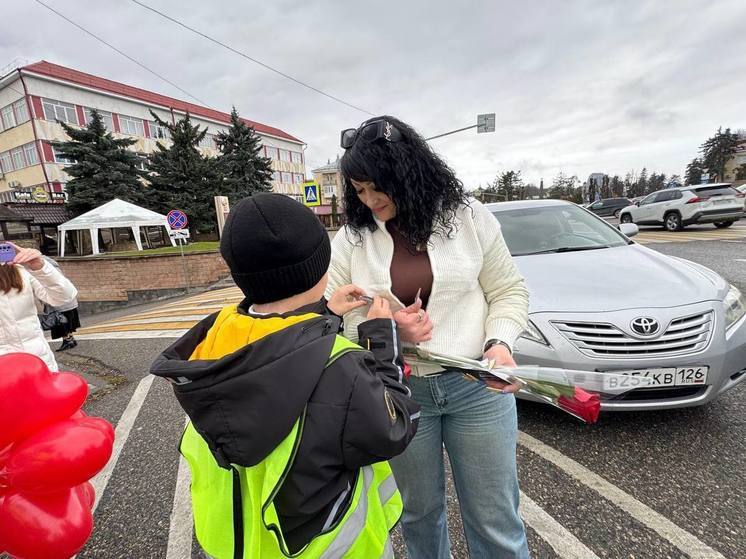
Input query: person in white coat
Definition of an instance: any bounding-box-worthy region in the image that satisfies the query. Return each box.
[0,243,78,372]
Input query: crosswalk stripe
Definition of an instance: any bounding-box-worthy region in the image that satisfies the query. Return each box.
[91,375,155,512]
[166,418,193,559]
[518,431,726,559]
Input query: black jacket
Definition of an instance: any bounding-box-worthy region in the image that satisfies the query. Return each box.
[150,300,419,552]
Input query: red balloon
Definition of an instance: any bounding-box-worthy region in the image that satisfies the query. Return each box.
[6,417,114,494]
[0,353,88,448]
[0,484,93,559]
[81,481,96,509]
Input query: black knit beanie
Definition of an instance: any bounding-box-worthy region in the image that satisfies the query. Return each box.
[220,193,331,303]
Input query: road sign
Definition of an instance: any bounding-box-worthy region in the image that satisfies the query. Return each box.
[167,210,188,230]
[477,113,496,133]
[700,173,710,183]
[303,180,321,207]
[169,229,190,240]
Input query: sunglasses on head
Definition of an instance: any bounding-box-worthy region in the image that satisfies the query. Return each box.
[340,119,403,149]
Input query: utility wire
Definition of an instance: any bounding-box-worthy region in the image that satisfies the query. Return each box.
[32,0,212,107]
[129,0,375,117]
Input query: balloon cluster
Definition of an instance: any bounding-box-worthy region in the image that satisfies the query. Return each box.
[0,353,114,559]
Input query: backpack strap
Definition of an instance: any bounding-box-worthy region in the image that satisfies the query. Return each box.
[326,335,365,367]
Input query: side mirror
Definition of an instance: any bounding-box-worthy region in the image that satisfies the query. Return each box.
[619,223,639,238]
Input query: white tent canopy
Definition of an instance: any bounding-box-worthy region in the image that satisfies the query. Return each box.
[58,198,176,256]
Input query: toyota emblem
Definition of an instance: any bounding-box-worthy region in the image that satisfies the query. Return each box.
[630,317,660,336]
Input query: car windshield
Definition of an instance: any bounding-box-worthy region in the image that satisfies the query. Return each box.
[491,204,630,256]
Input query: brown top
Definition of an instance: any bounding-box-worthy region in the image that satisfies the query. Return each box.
[387,222,433,308]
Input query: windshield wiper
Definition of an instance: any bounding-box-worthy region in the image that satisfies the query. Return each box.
[516,245,613,256]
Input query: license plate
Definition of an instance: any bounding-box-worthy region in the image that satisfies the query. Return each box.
[711,198,730,205]
[602,366,708,390]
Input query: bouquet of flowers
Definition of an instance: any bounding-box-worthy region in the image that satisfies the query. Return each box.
[403,347,651,424]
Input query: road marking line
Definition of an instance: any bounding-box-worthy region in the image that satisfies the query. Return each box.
[520,491,600,559]
[80,315,209,330]
[735,259,746,263]
[518,432,726,559]
[90,375,155,512]
[76,329,188,340]
[166,418,193,559]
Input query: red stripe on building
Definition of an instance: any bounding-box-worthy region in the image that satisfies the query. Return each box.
[112,113,121,133]
[30,96,44,119]
[76,105,86,125]
[21,61,303,143]
[143,119,150,138]
[51,181,62,192]
[41,141,54,162]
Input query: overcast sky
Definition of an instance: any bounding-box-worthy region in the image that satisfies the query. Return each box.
[3,0,746,188]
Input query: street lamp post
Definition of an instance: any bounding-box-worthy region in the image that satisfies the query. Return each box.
[425,113,496,141]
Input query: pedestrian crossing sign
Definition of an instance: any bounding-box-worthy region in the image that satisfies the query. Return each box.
[303,180,321,207]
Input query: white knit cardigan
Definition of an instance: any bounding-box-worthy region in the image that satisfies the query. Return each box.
[326,199,529,374]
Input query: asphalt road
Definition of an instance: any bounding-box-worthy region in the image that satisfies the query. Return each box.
[46,231,746,559]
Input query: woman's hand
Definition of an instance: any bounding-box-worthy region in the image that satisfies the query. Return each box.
[393,299,433,343]
[327,284,369,316]
[367,296,393,320]
[483,343,521,394]
[8,243,44,271]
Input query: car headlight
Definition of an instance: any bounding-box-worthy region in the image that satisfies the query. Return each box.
[520,320,550,346]
[724,284,746,331]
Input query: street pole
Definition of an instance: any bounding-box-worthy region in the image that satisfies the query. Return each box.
[425,113,496,141]
[179,238,190,294]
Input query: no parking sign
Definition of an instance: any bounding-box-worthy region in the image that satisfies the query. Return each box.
[167,209,188,230]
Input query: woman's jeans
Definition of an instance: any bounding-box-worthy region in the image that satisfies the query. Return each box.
[390,372,529,559]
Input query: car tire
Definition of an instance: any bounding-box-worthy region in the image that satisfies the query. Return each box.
[620,213,633,224]
[714,221,734,228]
[664,212,682,232]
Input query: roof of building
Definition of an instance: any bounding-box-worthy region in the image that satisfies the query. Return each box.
[312,156,340,173]
[0,204,32,222]
[20,61,303,144]
[5,203,70,225]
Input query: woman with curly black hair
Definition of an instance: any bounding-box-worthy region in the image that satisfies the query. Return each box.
[326,116,531,558]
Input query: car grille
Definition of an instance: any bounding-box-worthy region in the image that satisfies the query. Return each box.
[613,386,706,401]
[552,312,713,358]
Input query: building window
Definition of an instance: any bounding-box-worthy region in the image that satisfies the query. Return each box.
[52,147,76,166]
[12,99,29,124]
[84,108,114,131]
[149,122,170,140]
[198,133,214,148]
[42,98,78,124]
[1,105,15,130]
[10,147,25,170]
[289,194,304,203]
[279,149,291,162]
[272,171,281,182]
[291,151,303,164]
[119,114,145,136]
[134,155,147,171]
[0,151,12,173]
[281,172,292,184]
[294,173,305,184]
[23,143,38,166]
[323,186,336,198]
[265,146,279,160]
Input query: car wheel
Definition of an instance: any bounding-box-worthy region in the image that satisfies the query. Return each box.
[620,213,633,224]
[613,209,621,218]
[714,221,734,229]
[664,212,682,232]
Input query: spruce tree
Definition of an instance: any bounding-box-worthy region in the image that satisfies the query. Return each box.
[214,107,273,200]
[146,112,219,234]
[700,127,740,181]
[51,109,145,216]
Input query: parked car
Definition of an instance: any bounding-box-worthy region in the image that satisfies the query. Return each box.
[618,184,744,231]
[737,184,746,210]
[586,197,632,218]
[487,199,746,411]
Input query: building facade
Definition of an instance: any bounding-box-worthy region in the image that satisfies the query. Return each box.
[311,156,344,227]
[0,60,307,203]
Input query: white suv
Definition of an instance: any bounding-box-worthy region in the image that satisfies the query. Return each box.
[619,183,744,231]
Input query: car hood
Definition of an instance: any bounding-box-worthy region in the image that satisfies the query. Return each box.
[514,244,729,313]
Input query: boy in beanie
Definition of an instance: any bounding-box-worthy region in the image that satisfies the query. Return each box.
[152,193,419,558]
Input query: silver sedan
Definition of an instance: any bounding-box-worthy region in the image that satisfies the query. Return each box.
[487,200,746,411]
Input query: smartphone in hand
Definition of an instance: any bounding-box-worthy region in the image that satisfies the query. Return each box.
[0,243,16,263]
